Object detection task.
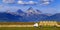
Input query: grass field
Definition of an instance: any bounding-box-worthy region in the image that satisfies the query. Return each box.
[0,27,60,30]
[0,22,60,30]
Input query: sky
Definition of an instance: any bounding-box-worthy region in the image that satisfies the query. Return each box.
[0,0,60,14]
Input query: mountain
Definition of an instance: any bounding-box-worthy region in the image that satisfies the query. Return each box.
[16,9,25,16]
[35,9,42,14]
[23,7,48,22]
[17,9,24,14]
[45,13,60,21]
[0,7,60,22]
[26,7,36,14]
[43,13,52,16]
[0,12,22,22]
[50,13,60,21]
[26,7,42,16]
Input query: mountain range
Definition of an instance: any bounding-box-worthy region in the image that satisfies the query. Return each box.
[0,7,60,22]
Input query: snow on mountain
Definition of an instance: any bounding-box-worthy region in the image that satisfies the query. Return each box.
[26,7,42,16]
[0,7,60,22]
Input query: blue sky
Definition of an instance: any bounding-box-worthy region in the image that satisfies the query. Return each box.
[0,0,60,14]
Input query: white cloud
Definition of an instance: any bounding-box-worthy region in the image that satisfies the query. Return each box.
[3,0,15,3]
[28,1,36,4]
[42,0,50,1]
[42,2,50,5]
[17,0,37,5]
[17,1,24,4]
[40,0,54,5]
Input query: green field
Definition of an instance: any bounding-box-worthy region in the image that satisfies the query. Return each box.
[0,27,60,30]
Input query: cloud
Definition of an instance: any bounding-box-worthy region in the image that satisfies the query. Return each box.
[41,0,50,1]
[17,1,24,4]
[41,0,54,1]
[3,0,15,3]
[42,1,50,5]
[2,0,37,5]
[17,1,37,5]
[40,0,54,5]
[28,1,37,4]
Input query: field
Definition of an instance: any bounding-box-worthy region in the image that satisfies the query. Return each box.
[0,27,60,30]
[0,22,60,30]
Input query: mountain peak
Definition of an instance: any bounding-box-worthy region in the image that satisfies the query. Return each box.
[16,9,25,16]
[26,7,35,14]
[28,7,34,10]
[26,7,42,15]
[35,9,42,14]
[17,9,24,13]
[36,9,42,13]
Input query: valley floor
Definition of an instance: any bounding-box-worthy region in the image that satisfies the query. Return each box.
[0,27,60,30]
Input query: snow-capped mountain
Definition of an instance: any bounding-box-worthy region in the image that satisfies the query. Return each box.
[26,7,42,15]
[0,7,60,22]
[26,7,36,14]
